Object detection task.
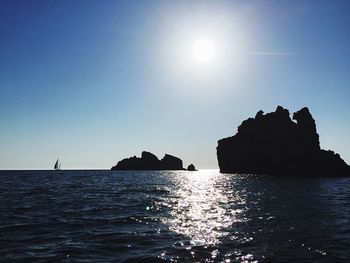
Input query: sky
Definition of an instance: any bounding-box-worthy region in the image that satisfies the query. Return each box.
[0,0,350,169]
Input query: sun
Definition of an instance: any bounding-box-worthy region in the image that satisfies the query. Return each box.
[192,39,216,63]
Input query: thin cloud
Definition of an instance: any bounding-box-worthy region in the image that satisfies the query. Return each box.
[242,51,298,56]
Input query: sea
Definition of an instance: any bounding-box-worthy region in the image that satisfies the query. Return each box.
[1,170,350,263]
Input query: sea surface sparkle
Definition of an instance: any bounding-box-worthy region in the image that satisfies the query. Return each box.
[1,170,350,262]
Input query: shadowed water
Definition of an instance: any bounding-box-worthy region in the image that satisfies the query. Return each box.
[1,170,350,262]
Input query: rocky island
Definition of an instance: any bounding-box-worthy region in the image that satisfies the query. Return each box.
[217,106,350,177]
[187,164,197,171]
[111,151,196,171]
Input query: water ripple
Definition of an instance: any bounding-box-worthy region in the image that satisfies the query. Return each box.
[1,170,350,262]
[160,170,245,246]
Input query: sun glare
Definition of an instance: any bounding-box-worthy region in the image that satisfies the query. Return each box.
[192,39,216,63]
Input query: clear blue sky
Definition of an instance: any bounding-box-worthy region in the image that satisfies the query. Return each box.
[1,0,349,169]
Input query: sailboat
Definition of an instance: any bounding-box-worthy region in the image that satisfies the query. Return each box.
[54,158,61,171]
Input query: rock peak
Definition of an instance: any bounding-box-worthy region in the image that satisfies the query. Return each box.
[217,106,350,177]
[111,151,195,171]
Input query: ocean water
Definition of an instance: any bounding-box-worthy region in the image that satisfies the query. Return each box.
[1,170,350,262]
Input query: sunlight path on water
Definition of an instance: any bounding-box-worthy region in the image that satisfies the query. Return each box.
[161,170,247,246]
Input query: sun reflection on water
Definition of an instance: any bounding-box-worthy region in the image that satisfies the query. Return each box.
[162,170,246,246]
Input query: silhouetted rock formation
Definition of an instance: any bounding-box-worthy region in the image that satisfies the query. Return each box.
[217,106,350,177]
[111,151,187,170]
[187,164,197,171]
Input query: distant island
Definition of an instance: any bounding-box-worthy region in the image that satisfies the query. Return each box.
[111,151,196,171]
[217,106,350,177]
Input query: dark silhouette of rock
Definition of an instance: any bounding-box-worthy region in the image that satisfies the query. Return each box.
[187,164,197,171]
[111,151,187,170]
[217,106,350,177]
[160,154,184,170]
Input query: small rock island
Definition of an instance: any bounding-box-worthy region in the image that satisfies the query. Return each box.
[217,106,350,176]
[187,164,197,171]
[111,151,195,171]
